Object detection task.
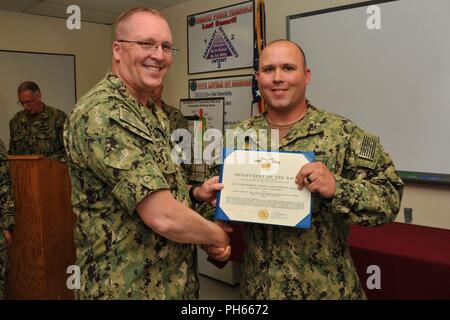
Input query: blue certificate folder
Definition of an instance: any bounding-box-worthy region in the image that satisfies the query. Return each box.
[214,148,315,229]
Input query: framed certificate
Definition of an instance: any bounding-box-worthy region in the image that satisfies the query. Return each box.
[215,149,315,228]
[187,1,255,74]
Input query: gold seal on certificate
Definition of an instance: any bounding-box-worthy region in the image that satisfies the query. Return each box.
[215,149,314,228]
[258,209,269,220]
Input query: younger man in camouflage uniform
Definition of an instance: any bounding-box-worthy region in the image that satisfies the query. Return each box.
[0,139,16,299]
[206,40,404,299]
[64,8,230,299]
[9,81,67,162]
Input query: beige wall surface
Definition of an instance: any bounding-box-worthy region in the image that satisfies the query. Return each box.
[162,0,450,229]
[0,10,112,99]
[0,10,112,145]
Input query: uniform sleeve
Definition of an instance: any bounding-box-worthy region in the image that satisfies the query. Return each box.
[48,110,68,162]
[329,128,404,226]
[65,105,170,215]
[0,143,16,232]
[195,162,222,220]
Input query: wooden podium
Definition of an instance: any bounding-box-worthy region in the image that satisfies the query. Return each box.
[7,155,76,299]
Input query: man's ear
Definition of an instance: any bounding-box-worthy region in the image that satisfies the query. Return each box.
[112,41,121,62]
[305,68,311,85]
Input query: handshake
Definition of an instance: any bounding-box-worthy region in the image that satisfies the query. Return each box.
[201,221,234,262]
[190,176,234,263]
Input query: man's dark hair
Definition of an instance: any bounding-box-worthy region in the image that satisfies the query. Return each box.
[17,81,40,95]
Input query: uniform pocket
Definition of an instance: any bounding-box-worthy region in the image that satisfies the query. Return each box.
[104,146,133,170]
[355,156,377,170]
[36,125,52,139]
[161,167,177,187]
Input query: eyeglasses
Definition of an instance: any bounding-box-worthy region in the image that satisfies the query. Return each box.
[117,40,179,56]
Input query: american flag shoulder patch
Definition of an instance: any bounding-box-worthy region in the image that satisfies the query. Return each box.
[357,134,378,161]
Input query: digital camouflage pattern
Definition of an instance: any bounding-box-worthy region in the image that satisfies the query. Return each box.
[64,72,198,300]
[0,139,15,299]
[158,101,192,181]
[9,104,67,161]
[0,140,15,234]
[209,102,404,300]
[160,101,189,133]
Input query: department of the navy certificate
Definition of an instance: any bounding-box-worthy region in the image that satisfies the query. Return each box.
[215,149,314,228]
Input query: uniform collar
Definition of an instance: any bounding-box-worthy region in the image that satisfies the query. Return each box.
[250,102,326,148]
[21,103,48,120]
[105,71,156,113]
[280,102,326,146]
[105,71,168,135]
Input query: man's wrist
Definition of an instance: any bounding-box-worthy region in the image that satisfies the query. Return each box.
[189,184,204,204]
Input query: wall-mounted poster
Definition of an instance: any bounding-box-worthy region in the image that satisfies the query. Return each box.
[187,1,254,74]
[180,97,225,133]
[189,75,258,129]
[180,98,225,182]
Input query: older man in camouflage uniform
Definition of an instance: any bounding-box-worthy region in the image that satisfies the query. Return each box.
[9,81,67,161]
[64,8,230,300]
[0,139,16,300]
[206,40,404,299]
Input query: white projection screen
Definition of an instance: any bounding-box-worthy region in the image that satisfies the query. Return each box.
[288,0,450,184]
[0,50,76,148]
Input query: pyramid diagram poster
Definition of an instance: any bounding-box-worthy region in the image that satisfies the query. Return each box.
[188,1,254,74]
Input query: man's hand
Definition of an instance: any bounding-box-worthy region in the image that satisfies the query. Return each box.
[3,230,13,247]
[193,176,224,205]
[203,221,233,262]
[295,162,336,199]
[204,244,231,262]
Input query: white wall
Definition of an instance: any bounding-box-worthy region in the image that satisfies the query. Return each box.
[162,0,450,229]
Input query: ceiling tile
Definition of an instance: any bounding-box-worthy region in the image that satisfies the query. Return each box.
[72,8,118,25]
[0,0,39,12]
[26,2,118,25]
[42,0,164,14]
[141,0,190,7]
[0,0,192,25]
